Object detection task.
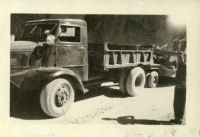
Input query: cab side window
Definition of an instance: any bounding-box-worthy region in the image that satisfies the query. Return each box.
[59,26,80,42]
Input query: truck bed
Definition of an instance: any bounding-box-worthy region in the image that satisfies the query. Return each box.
[88,43,158,79]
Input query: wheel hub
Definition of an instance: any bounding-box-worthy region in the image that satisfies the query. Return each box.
[55,85,70,107]
[153,76,158,84]
[135,74,143,87]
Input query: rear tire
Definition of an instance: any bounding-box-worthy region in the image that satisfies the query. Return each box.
[147,71,159,88]
[40,78,75,117]
[119,71,128,95]
[126,67,146,96]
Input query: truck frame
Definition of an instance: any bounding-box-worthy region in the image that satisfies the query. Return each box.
[10,19,160,117]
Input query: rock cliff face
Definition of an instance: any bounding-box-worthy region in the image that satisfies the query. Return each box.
[11,14,186,46]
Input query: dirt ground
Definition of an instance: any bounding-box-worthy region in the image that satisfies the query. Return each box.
[10,80,175,125]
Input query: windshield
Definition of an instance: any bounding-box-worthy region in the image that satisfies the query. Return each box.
[22,22,58,42]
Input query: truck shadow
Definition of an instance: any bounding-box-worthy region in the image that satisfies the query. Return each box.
[102,116,174,125]
[157,77,176,87]
[10,85,127,120]
[10,89,48,120]
[75,85,128,102]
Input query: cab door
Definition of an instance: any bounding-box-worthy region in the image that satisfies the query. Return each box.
[54,24,88,81]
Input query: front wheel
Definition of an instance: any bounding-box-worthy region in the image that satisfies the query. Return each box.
[40,78,75,117]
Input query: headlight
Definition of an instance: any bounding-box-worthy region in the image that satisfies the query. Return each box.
[46,35,55,45]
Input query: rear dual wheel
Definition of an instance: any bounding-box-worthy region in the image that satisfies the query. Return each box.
[147,71,159,88]
[119,71,128,95]
[40,78,75,117]
[119,67,146,96]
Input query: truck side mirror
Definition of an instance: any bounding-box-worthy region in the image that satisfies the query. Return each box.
[10,34,15,43]
[44,30,50,35]
[61,27,67,33]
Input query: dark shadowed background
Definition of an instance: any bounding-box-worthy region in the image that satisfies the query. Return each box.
[11,14,186,46]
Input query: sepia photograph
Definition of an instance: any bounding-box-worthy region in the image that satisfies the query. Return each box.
[1,0,200,136]
[10,14,186,125]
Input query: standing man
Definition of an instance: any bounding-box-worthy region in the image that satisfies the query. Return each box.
[170,37,186,124]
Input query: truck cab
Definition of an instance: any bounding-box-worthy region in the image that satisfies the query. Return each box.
[11,19,88,81]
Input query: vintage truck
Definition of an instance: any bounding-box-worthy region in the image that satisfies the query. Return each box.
[10,19,160,117]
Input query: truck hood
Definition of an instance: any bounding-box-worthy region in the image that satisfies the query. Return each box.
[10,41,41,74]
[10,41,38,51]
[10,41,42,87]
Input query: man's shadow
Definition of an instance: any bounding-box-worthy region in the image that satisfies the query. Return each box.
[102,116,174,125]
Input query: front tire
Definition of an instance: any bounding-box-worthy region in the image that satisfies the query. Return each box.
[40,78,75,117]
[126,67,146,96]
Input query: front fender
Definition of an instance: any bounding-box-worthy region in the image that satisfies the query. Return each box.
[10,69,29,88]
[13,67,85,93]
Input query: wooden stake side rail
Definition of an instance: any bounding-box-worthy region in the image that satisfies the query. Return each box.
[103,44,155,70]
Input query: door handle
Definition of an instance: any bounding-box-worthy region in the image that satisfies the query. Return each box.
[79,47,86,63]
[79,47,85,51]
